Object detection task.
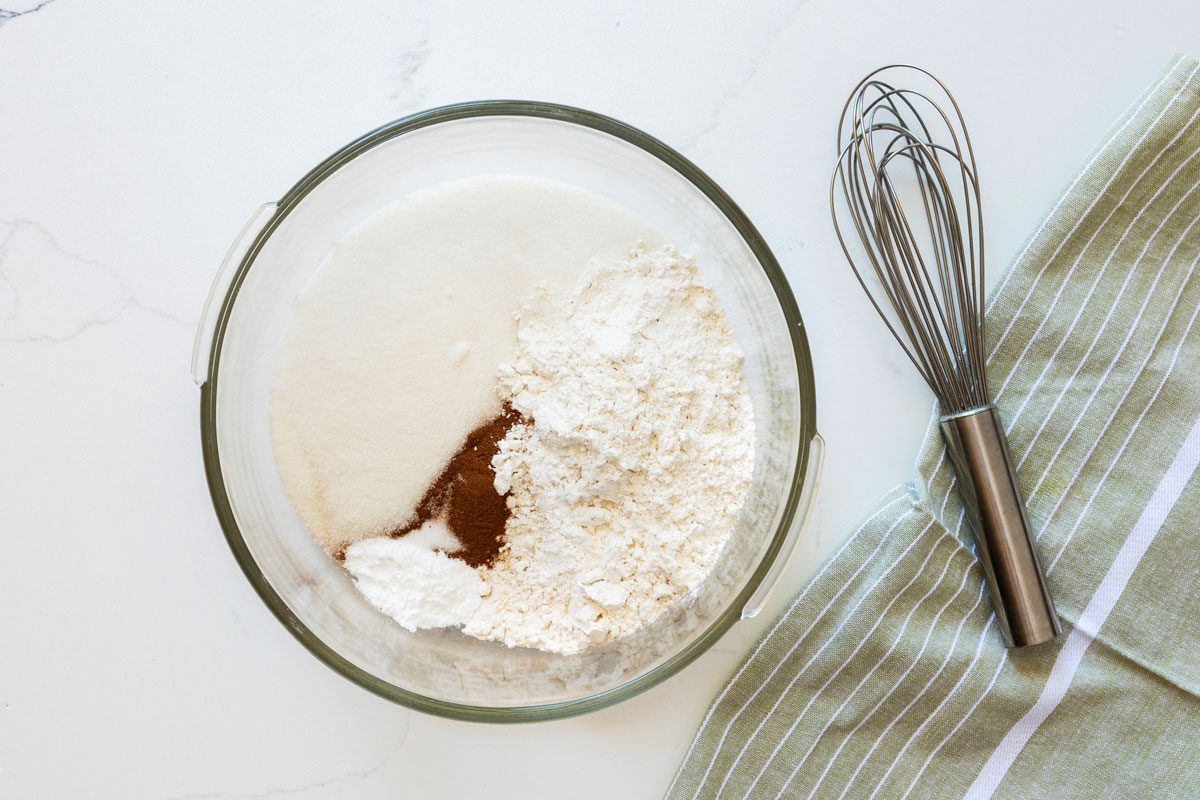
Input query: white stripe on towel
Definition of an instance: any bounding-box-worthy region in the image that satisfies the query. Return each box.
[964,413,1200,799]
[1044,285,1200,573]
[832,581,988,800]
[992,93,1200,405]
[793,565,978,800]
[866,612,998,800]
[1005,145,1200,437]
[984,57,1187,317]
[674,496,912,799]
[1030,246,1200,516]
[711,520,942,800]
[758,549,969,800]
[1015,187,1200,475]
[986,60,1198,359]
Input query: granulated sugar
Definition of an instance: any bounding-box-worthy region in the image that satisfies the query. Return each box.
[270,176,655,555]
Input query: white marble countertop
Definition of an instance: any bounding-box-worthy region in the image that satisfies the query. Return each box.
[2,1,1196,797]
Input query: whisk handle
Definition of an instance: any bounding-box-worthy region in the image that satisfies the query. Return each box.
[940,405,1061,648]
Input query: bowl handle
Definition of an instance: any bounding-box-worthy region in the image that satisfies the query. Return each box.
[191,203,278,387]
[740,431,825,620]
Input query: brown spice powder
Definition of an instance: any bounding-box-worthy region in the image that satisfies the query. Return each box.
[390,405,522,568]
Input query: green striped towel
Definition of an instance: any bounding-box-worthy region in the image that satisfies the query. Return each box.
[668,56,1200,800]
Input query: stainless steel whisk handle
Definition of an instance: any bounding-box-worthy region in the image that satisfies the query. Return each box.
[940,405,1060,647]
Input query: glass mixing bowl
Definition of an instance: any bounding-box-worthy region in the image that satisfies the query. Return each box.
[193,101,822,722]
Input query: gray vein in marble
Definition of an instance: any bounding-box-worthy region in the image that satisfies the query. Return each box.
[389,39,432,110]
[0,0,57,24]
[676,0,810,151]
[163,724,411,800]
[0,220,186,344]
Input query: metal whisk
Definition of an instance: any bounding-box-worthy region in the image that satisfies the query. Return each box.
[830,65,1060,648]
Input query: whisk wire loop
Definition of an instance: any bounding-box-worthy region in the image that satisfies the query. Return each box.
[831,65,989,413]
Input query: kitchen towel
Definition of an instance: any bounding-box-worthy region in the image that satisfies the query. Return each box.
[668,55,1200,800]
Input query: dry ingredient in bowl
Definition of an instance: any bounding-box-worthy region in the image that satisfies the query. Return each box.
[270,175,756,654]
[466,244,756,653]
[341,244,756,654]
[343,523,486,633]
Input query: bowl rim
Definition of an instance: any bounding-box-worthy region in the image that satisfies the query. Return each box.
[198,100,818,722]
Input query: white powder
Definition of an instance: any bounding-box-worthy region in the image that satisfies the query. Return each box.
[343,521,486,633]
[271,176,656,555]
[463,244,755,654]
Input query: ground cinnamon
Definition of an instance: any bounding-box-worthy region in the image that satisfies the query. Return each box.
[391,405,522,568]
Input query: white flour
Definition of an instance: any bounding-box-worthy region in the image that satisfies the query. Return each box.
[464,245,755,654]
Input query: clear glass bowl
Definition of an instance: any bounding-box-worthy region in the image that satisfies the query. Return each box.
[193,102,821,722]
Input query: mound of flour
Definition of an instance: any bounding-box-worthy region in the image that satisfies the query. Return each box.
[464,245,755,654]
